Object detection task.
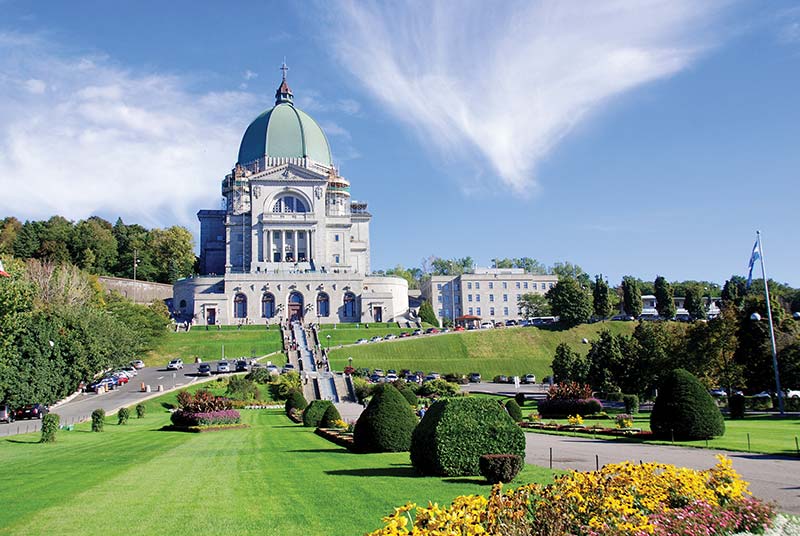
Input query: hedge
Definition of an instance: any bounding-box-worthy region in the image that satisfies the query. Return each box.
[170,409,241,427]
[353,384,418,453]
[320,404,342,428]
[479,454,522,484]
[537,398,602,418]
[284,390,308,414]
[504,399,523,422]
[650,369,724,440]
[303,400,334,428]
[40,413,59,443]
[91,408,105,432]
[410,397,525,476]
[399,388,418,407]
[622,394,639,414]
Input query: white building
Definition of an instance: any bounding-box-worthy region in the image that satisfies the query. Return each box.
[174,70,409,325]
[420,268,558,325]
[640,294,721,319]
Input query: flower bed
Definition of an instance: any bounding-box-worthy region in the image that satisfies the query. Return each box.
[170,409,241,427]
[367,455,775,536]
[314,427,354,449]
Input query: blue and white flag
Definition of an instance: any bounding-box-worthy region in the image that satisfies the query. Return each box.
[746,240,760,288]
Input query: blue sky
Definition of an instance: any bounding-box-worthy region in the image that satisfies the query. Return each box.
[0,1,798,286]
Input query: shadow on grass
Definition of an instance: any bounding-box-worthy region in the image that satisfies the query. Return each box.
[442,477,490,485]
[287,448,349,454]
[4,438,40,444]
[325,466,419,478]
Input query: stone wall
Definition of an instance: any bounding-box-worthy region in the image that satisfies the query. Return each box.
[97,276,173,304]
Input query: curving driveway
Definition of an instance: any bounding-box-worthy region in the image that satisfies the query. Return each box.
[524,433,800,515]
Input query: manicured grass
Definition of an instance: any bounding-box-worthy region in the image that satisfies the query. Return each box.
[0,391,556,536]
[145,325,283,367]
[526,413,800,457]
[320,327,413,347]
[327,322,636,379]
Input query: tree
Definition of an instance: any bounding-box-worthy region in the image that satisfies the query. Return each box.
[545,277,592,328]
[650,369,725,440]
[149,226,195,283]
[418,300,439,327]
[354,384,418,452]
[517,293,550,319]
[684,285,707,320]
[621,276,642,318]
[384,265,420,289]
[592,275,613,320]
[0,217,22,255]
[653,276,676,319]
[551,261,591,288]
[587,330,625,393]
[70,218,118,274]
[721,276,747,308]
[431,257,474,276]
[705,305,744,395]
[551,342,588,383]
[13,221,43,259]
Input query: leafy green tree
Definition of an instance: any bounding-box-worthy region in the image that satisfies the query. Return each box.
[587,330,625,392]
[653,276,676,319]
[551,342,588,383]
[650,369,724,440]
[418,300,440,327]
[684,286,707,320]
[721,276,747,308]
[621,276,642,318]
[551,261,591,288]
[70,218,118,274]
[517,293,550,318]
[592,275,613,320]
[384,265,420,289]
[431,257,474,276]
[13,221,43,259]
[546,277,592,328]
[149,226,195,282]
[0,217,22,255]
[705,305,744,395]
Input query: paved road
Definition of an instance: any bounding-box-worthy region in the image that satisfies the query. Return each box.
[0,363,217,437]
[524,433,800,515]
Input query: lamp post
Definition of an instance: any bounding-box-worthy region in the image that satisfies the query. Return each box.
[750,311,784,415]
[326,334,331,349]
[133,248,141,304]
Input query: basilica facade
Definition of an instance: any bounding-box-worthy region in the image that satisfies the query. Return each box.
[173,72,409,325]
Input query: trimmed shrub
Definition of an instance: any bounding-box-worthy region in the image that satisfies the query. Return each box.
[622,394,639,414]
[399,388,418,407]
[117,407,130,425]
[226,376,259,401]
[537,398,602,417]
[729,393,746,419]
[411,397,525,476]
[604,391,623,402]
[354,384,418,453]
[479,454,522,484]
[514,392,526,407]
[40,413,59,443]
[170,409,241,427]
[135,403,146,419]
[284,390,308,414]
[650,369,725,440]
[303,400,335,427]
[320,404,342,428]
[246,367,272,384]
[91,408,105,432]
[417,379,460,397]
[353,377,374,402]
[504,399,523,422]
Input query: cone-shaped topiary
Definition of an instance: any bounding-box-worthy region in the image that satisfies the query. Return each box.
[284,390,308,414]
[40,413,59,443]
[650,369,725,440]
[91,408,105,432]
[303,400,334,427]
[399,387,418,407]
[411,397,525,476]
[354,384,418,452]
[320,404,342,428]
[505,399,523,422]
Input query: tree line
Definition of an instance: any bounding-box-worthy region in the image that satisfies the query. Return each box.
[0,215,196,284]
[0,256,170,407]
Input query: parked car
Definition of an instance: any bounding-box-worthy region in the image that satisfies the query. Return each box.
[469,372,482,383]
[505,320,517,326]
[405,374,420,383]
[786,390,800,398]
[14,403,48,420]
[131,360,145,369]
[709,389,727,397]
[412,329,423,336]
[494,375,509,383]
[523,374,536,384]
[428,372,441,380]
[638,313,661,321]
[384,334,397,340]
[216,361,231,373]
[0,404,14,423]
[674,313,692,322]
[281,363,295,374]
[266,364,280,375]
[112,373,129,384]
[235,360,249,372]
[480,322,494,329]
[167,359,184,370]
[356,338,369,344]
[370,336,383,343]
[425,328,439,334]
[610,314,635,321]
[373,369,385,377]
[454,326,465,332]
[399,332,411,338]
[386,373,398,381]
[197,363,212,376]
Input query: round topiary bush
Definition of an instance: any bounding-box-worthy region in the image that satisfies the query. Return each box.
[479,453,522,484]
[622,394,639,414]
[514,392,526,407]
[40,413,59,443]
[399,387,418,407]
[91,408,105,432]
[411,397,525,476]
[505,399,523,422]
[729,393,746,419]
[284,390,308,414]
[303,400,335,427]
[650,369,725,440]
[320,404,342,428]
[118,407,130,425]
[353,384,418,453]
[135,403,146,419]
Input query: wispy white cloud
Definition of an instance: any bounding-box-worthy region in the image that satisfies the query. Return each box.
[243,69,258,80]
[0,33,257,231]
[296,89,361,115]
[323,0,728,193]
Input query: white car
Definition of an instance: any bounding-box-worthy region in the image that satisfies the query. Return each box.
[480,322,494,329]
[523,374,536,384]
[786,390,800,398]
[131,360,145,369]
[266,364,280,375]
[167,359,183,370]
[217,361,231,373]
[356,338,369,344]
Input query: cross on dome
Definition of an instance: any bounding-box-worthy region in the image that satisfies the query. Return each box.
[275,59,293,105]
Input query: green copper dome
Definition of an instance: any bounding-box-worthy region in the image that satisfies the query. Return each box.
[237,77,332,166]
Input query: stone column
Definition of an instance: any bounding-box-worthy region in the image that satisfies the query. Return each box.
[267,230,272,263]
[293,230,298,262]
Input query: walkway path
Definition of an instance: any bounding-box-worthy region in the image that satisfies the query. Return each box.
[524,433,800,515]
[293,322,338,402]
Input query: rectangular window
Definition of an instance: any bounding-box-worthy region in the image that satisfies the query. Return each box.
[476,307,481,316]
[516,294,521,301]
[503,294,508,302]
[524,282,528,289]
[467,282,472,290]
[504,307,509,315]
[437,284,442,290]
[334,254,340,263]
[468,294,473,302]
[437,296,443,303]
[455,295,460,303]
[475,282,480,289]
[475,295,480,302]
[334,234,340,242]
[489,295,494,302]
[503,282,507,289]
[532,283,537,290]
[516,282,521,289]
[490,307,495,316]
[489,282,494,289]
[549,283,555,289]
[468,307,473,315]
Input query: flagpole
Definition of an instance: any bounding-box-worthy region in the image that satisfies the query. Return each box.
[757,231,784,415]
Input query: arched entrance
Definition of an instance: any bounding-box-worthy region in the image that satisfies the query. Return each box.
[262,293,275,318]
[234,293,247,319]
[288,291,304,322]
[316,292,330,318]
[343,292,357,319]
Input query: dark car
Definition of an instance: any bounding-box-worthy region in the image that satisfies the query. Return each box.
[412,329,423,336]
[197,363,212,376]
[399,332,411,338]
[425,328,439,334]
[0,404,14,423]
[235,360,249,372]
[469,372,482,383]
[14,403,48,420]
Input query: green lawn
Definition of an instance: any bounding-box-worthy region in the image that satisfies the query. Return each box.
[319,326,413,347]
[145,325,284,367]
[0,391,555,536]
[327,322,636,379]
